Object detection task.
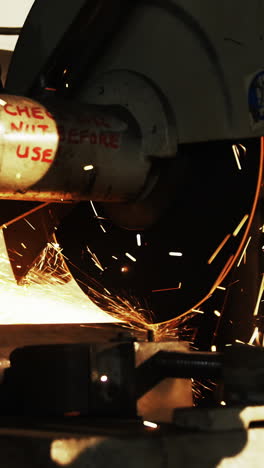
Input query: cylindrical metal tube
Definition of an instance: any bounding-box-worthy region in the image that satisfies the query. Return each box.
[0,95,151,202]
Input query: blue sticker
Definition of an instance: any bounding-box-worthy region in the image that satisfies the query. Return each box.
[248,71,264,124]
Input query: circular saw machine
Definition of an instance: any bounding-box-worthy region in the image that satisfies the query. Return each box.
[0,0,262,342]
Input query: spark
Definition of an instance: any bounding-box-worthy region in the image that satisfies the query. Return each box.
[220,401,227,406]
[21,243,27,249]
[90,201,99,217]
[100,375,108,383]
[253,274,264,316]
[91,258,104,272]
[86,246,105,272]
[24,218,36,230]
[233,214,249,237]
[125,252,137,262]
[169,252,183,257]
[0,98,7,106]
[237,237,252,267]
[208,234,231,264]
[214,310,221,317]
[216,286,226,291]
[12,250,23,257]
[90,201,106,232]
[191,309,204,314]
[143,421,158,429]
[112,256,118,260]
[136,234,142,247]
[65,83,69,88]
[121,266,129,273]
[238,143,246,154]
[152,284,182,292]
[211,345,217,352]
[83,165,94,171]
[16,265,21,269]
[259,225,264,232]
[232,144,242,170]
[249,327,259,345]
[235,339,245,344]
[104,288,111,295]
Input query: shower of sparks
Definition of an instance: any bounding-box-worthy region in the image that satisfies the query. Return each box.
[232,144,242,170]
[24,218,36,230]
[169,252,183,257]
[0,231,116,324]
[143,421,158,429]
[208,234,231,264]
[237,236,252,267]
[152,283,182,292]
[125,252,137,262]
[253,274,264,317]
[214,310,221,317]
[211,345,217,352]
[233,214,249,237]
[136,234,142,247]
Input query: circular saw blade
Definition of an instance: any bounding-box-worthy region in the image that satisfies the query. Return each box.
[57,138,263,323]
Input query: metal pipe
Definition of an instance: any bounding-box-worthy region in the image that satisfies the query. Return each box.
[0,94,153,203]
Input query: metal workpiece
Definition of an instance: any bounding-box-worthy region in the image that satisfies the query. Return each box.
[0,94,168,203]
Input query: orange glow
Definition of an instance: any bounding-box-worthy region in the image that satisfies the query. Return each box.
[0,230,116,325]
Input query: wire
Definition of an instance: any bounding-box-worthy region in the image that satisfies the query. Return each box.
[0,27,21,36]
